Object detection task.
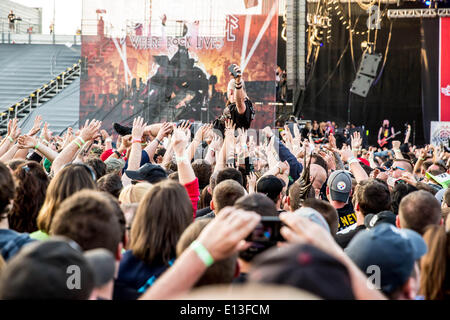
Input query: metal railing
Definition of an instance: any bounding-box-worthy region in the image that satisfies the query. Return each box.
[0,61,81,132]
[0,17,40,34]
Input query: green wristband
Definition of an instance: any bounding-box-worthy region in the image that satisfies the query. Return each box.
[7,136,13,143]
[190,240,214,267]
[77,136,86,145]
[34,142,40,150]
[73,140,82,149]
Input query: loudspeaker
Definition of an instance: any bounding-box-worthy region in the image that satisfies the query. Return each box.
[357,52,382,77]
[350,74,374,98]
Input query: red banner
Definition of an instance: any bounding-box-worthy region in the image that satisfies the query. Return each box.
[440,17,450,121]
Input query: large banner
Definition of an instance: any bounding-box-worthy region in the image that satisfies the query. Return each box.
[80,0,278,131]
[430,121,450,147]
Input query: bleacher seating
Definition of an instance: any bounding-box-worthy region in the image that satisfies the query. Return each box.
[20,78,80,135]
[0,44,80,113]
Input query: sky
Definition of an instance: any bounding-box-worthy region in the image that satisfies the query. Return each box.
[13,0,82,34]
[11,0,283,35]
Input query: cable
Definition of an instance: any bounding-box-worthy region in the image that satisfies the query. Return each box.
[372,19,393,85]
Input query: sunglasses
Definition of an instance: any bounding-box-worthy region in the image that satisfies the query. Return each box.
[390,166,405,171]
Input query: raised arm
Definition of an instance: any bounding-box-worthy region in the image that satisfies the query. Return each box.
[17,135,59,162]
[51,119,101,174]
[233,65,246,114]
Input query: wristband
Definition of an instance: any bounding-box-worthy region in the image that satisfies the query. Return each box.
[155,138,163,146]
[190,240,214,267]
[132,139,142,144]
[34,142,40,150]
[73,140,82,149]
[348,157,359,165]
[393,149,401,153]
[113,150,121,158]
[175,154,187,163]
[77,136,86,145]
[7,136,14,143]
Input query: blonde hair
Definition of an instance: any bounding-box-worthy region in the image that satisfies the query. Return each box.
[118,182,152,205]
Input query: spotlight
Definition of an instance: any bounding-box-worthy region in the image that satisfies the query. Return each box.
[425,0,431,5]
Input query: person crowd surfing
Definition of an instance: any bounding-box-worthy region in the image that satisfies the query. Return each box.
[0,67,449,301]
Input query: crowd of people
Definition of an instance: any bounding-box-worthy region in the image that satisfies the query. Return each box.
[0,65,449,301]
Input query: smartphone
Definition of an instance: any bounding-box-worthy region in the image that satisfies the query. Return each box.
[228,64,240,78]
[246,216,285,244]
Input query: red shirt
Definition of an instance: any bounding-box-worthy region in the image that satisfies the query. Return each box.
[184,178,200,219]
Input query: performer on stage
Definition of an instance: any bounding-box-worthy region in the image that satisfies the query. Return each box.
[377,119,395,149]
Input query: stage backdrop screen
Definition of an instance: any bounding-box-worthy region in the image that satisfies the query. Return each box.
[80,0,278,130]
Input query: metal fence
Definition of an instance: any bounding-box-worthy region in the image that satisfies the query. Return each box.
[0,17,40,34]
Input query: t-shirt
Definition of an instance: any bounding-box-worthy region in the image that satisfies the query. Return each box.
[229,99,253,130]
[213,99,254,134]
[336,202,357,232]
[335,225,366,249]
[8,14,15,23]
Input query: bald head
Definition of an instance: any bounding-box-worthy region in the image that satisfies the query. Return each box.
[398,190,442,235]
[310,164,327,195]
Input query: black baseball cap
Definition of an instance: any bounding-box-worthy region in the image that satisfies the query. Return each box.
[364,210,397,229]
[257,175,285,202]
[327,170,352,203]
[249,243,355,300]
[125,163,168,184]
[0,237,95,299]
[345,223,427,294]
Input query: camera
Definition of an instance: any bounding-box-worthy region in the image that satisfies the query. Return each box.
[245,216,285,246]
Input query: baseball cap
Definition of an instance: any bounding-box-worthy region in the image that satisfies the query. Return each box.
[345,223,427,294]
[0,237,95,299]
[327,170,352,203]
[104,158,125,173]
[125,163,168,184]
[364,210,397,229]
[294,207,331,233]
[257,175,285,202]
[249,243,355,300]
[84,248,116,288]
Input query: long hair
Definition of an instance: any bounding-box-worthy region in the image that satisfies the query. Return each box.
[129,179,192,265]
[420,225,450,300]
[8,161,49,233]
[37,164,96,233]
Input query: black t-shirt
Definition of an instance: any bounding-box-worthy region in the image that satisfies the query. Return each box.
[336,202,357,232]
[229,99,254,130]
[213,99,254,135]
[335,225,366,249]
[300,127,310,138]
[8,14,15,23]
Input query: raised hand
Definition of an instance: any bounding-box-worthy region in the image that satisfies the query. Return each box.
[172,127,190,156]
[17,134,37,149]
[224,119,235,138]
[131,116,147,141]
[156,122,173,141]
[79,119,102,142]
[194,123,212,143]
[247,171,257,193]
[351,131,362,150]
[9,118,21,140]
[28,115,43,136]
[196,207,260,261]
[41,122,52,142]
